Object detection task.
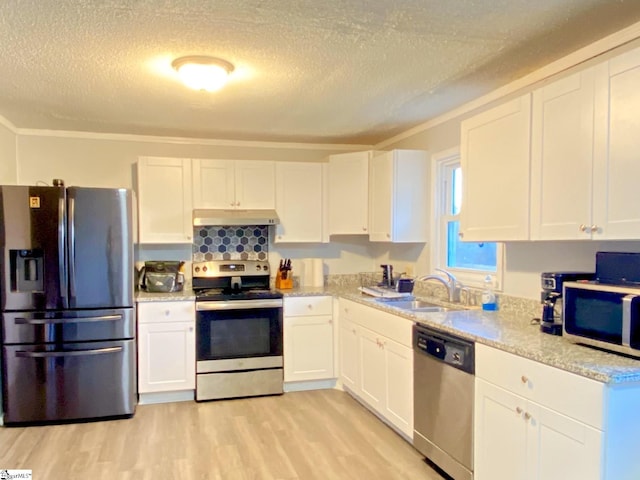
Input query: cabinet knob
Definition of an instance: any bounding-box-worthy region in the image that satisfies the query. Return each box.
[278,235,282,239]
[189,326,194,332]
[362,227,367,231]
[524,412,532,421]
[579,224,588,233]
[521,375,528,384]
[307,304,313,310]
[516,407,523,414]
[590,225,599,233]
[165,310,170,316]
[386,233,390,238]
[352,328,356,334]
[186,235,191,240]
[230,202,235,207]
[236,201,241,207]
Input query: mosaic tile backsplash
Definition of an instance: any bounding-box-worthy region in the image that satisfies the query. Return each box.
[192,226,269,261]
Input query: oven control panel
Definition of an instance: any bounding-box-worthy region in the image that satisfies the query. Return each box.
[193,260,270,277]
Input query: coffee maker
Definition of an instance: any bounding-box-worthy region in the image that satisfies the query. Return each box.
[540,271,594,335]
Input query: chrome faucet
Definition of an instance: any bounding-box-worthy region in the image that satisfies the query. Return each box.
[418,268,462,303]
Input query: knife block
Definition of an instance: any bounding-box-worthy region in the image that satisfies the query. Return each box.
[275,270,293,289]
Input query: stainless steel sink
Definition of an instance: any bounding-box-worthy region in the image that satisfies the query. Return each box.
[376,299,452,313]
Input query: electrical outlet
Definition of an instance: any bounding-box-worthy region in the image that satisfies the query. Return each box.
[405,264,414,277]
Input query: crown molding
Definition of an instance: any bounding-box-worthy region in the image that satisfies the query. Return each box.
[15,127,371,151]
[375,20,640,149]
[0,114,17,133]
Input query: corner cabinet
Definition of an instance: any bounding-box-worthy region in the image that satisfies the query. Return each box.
[137,301,196,401]
[459,94,532,241]
[137,157,193,243]
[328,151,370,235]
[368,150,428,242]
[192,159,276,210]
[338,298,413,439]
[474,343,640,480]
[283,296,334,384]
[275,162,328,243]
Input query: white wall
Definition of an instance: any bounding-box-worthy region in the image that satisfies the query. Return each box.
[15,133,376,275]
[0,122,17,184]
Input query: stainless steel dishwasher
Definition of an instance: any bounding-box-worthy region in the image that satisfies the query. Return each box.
[413,324,475,480]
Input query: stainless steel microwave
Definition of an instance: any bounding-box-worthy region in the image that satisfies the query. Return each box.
[563,281,640,358]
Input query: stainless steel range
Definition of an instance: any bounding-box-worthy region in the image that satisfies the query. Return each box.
[193,260,283,401]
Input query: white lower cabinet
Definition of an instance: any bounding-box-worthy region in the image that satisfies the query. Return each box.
[338,298,413,439]
[475,343,609,480]
[283,296,334,384]
[475,378,602,480]
[137,301,196,395]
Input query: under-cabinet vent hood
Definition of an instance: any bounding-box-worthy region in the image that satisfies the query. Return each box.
[193,209,280,226]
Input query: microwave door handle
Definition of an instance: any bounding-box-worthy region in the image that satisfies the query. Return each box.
[68,194,77,302]
[622,295,637,347]
[58,193,68,308]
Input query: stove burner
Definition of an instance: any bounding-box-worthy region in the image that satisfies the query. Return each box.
[195,288,283,301]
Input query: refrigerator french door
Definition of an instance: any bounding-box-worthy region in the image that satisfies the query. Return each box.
[0,185,136,425]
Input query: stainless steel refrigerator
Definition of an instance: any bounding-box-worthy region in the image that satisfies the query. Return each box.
[0,185,136,425]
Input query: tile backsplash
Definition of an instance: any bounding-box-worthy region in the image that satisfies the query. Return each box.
[192,226,269,261]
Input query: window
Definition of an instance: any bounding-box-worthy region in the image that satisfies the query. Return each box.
[432,148,503,288]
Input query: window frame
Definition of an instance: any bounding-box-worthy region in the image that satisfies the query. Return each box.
[430,147,504,290]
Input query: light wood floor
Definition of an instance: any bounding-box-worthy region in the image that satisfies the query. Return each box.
[0,389,445,480]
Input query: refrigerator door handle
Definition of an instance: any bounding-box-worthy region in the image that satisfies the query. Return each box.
[14,314,123,325]
[15,346,123,358]
[68,194,77,301]
[58,193,69,308]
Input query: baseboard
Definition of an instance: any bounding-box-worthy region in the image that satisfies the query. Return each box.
[138,390,195,405]
[284,378,337,392]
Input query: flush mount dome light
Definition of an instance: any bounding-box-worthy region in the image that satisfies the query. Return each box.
[171,56,234,92]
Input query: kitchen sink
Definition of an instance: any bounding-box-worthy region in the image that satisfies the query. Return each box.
[375,299,452,313]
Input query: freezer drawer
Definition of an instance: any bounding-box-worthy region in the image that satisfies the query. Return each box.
[1,339,136,425]
[1,307,135,344]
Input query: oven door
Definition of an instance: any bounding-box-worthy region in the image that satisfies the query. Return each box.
[196,299,283,372]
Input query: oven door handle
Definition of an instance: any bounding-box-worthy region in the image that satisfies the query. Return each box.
[196,299,283,311]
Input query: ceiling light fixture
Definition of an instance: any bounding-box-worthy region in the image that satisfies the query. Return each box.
[171,56,234,92]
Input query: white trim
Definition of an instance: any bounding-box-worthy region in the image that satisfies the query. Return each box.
[0,114,17,133]
[375,20,640,150]
[283,379,337,392]
[15,127,371,151]
[138,390,195,405]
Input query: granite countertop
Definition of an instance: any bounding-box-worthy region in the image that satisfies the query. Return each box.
[135,290,196,302]
[135,284,640,384]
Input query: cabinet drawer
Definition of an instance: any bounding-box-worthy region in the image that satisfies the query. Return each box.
[340,299,412,347]
[284,296,332,317]
[476,343,604,429]
[137,301,195,324]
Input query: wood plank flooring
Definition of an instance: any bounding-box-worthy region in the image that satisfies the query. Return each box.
[0,389,445,479]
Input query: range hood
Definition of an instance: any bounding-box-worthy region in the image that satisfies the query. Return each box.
[193,209,280,226]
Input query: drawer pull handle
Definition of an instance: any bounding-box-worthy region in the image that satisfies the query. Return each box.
[521,375,528,384]
[308,304,313,309]
[165,310,170,316]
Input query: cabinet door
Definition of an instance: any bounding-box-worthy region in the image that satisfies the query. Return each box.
[284,315,334,382]
[338,316,359,392]
[235,160,276,209]
[460,94,531,241]
[474,378,528,480]
[368,152,393,241]
[137,157,193,243]
[328,151,369,235]
[275,162,324,243]
[138,321,195,393]
[358,326,386,413]
[530,68,598,240]
[593,47,640,239]
[192,159,235,208]
[526,402,602,480]
[383,338,413,438]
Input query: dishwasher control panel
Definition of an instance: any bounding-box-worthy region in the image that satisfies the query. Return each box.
[414,324,475,374]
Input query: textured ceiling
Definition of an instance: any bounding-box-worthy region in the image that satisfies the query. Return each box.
[1,0,640,144]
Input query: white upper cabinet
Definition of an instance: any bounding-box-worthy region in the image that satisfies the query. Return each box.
[593,46,640,239]
[137,157,193,244]
[328,151,370,235]
[530,66,602,240]
[460,94,532,241]
[192,159,275,209]
[275,162,328,243]
[369,150,428,242]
